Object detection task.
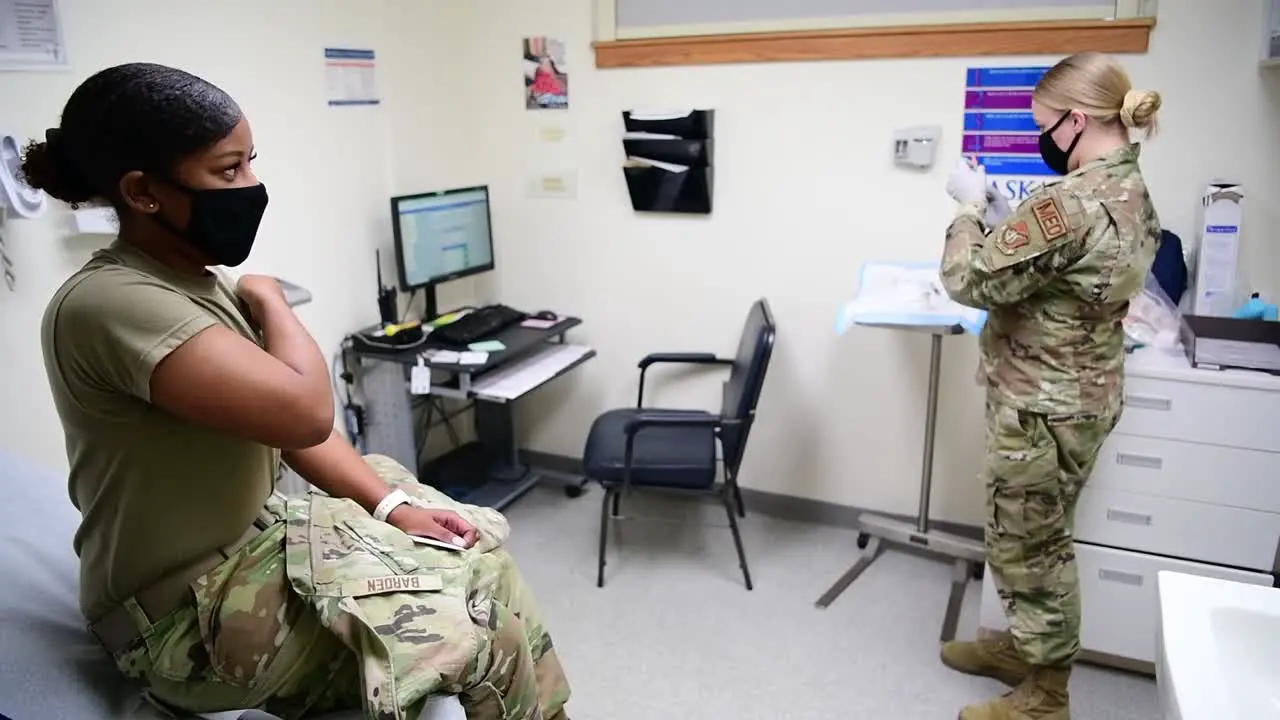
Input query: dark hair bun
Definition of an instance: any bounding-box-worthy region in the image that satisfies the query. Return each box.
[19,135,98,207]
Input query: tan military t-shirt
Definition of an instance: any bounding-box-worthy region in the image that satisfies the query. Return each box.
[41,240,278,622]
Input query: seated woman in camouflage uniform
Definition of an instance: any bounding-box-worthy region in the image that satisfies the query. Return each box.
[25,62,571,720]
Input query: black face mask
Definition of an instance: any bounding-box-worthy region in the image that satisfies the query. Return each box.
[154,182,269,267]
[1038,111,1084,176]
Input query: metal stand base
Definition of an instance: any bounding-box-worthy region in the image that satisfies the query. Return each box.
[815,329,987,642]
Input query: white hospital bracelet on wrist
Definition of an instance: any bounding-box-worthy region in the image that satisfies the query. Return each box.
[373,489,411,523]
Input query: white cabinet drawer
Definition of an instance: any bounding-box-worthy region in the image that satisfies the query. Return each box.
[1092,433,1280,513]
[1118,375,1280,452]
[1075,486,1280,572]
[979,543,1274,665]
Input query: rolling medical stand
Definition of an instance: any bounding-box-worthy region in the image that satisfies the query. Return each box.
[814,323,986,643]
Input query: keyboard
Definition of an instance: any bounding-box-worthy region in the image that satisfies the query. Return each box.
[431,304,528,346]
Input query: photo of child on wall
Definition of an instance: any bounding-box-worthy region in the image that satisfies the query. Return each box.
[523,36,568,110]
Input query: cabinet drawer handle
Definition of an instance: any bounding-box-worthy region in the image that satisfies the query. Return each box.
[1106,508,1154,526]
[1099,568,1145,586]
[1125,394,1172,411]
[1116,452,1163,470]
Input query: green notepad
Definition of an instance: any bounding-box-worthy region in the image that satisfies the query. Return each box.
[468,340,506,352]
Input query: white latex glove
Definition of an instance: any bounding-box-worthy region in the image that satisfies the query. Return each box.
[984,186,1012,228]
[946,157,988,207]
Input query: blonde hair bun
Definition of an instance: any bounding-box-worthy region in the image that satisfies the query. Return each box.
[1035,54,1163,139]
[1121,89,1162,134]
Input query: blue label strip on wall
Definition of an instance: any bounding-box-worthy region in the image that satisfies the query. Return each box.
[964,66,1049,88]
[963,112,1039,133]
[974,155,1057,177]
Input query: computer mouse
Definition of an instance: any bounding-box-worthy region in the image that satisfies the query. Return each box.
[533,310,558,321]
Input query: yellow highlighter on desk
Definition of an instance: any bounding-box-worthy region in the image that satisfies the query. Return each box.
[428,310,469,328]
[379,320,422,337]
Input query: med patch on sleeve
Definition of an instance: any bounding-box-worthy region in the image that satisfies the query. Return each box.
[1030,195,1070,241]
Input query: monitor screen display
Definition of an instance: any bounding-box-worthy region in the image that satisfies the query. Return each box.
[392,186,494,289]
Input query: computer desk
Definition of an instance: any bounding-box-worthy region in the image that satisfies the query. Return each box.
[352,315,595,511]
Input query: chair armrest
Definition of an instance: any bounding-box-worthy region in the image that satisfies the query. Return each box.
[635,354,733,407]
[637,352,732,370]
[623,412,721,436]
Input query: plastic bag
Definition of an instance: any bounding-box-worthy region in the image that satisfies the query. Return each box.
[1123,272,1184,354]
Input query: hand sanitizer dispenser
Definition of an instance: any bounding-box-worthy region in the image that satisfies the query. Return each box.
[893,126,943,170]
[1,131,49,291]
[1,133,48,220]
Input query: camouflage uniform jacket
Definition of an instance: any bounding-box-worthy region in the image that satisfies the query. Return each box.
[940,143,1161,417]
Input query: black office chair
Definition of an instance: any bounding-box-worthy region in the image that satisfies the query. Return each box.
[582,298,776,590]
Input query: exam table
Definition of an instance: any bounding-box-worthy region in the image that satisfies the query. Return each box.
[0,449,465,720]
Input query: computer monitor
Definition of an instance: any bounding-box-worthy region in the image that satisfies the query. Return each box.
[391,186,495,295]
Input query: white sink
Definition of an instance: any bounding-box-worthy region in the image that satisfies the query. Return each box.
[1157,570,1280,720]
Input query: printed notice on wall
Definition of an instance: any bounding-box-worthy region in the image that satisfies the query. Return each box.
[325,48,380,106]
[963,66,1053,206]
[0,0,67,71]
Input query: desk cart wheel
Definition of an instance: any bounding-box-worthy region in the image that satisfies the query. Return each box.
[971,562,984,581]
[856,532,870,550]
[564,482,586,499]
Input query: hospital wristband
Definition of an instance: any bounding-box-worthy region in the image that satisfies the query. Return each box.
[373,489,412,523]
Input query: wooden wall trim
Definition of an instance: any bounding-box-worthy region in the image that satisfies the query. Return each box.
[593,18,1155,69]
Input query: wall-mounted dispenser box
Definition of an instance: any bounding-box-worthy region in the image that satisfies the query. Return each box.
[893,126,943,170]
[68,206,119,236]
[621,109,714,215]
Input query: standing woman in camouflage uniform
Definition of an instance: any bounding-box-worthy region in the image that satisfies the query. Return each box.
[937,51,1163,719]
[27,63,571,719]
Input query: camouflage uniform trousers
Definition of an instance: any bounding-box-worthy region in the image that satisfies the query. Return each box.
[982,399,1120,668]
[111,454,571,720]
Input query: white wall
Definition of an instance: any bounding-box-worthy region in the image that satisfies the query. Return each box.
[408,0,1280,526]
[0,0,398,471]
[383,1,503,312]
[2,0,1275,529]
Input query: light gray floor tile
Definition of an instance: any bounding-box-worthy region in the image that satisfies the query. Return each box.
[503,486,1160,720]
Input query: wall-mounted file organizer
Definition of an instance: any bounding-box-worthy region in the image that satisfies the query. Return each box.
[621,109,714,215]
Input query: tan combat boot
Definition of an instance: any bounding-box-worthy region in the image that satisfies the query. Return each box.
[940,632,1031,687]
[957,666,1071,719]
